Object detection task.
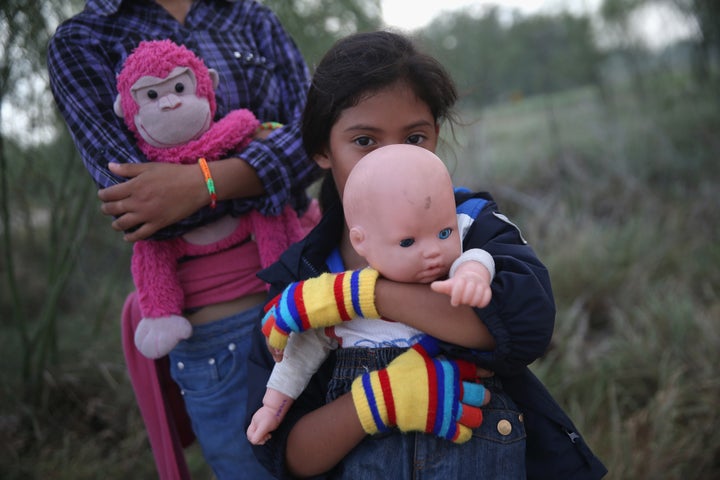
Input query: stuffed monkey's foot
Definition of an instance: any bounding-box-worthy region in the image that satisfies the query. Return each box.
[135,315,192,359]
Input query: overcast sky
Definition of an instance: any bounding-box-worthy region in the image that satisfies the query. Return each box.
[380,0,694,49]
[380,0,601,30]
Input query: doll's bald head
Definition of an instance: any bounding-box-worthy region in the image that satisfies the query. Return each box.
[343,145,460,282]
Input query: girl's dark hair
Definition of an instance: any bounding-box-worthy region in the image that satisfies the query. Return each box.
[301,30,458,210]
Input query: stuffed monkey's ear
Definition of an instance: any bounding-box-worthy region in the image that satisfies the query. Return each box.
[113,94,124,118]
[208,68,219,90]
[349,226,367,257]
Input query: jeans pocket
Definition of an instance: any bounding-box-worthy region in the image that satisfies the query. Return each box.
[170,344,240,399]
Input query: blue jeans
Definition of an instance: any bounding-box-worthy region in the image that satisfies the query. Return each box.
[169,306,273,480]
[326,347,527,479]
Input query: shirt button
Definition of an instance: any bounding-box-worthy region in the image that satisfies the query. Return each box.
[234,51,242,58]
[208,358,215,365]
[177,362,184,370]
[497,419,512,436]
[228,343,236,351]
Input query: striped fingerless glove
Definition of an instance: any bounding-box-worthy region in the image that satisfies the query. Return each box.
[262,268,380,350]
[351,336,486,443]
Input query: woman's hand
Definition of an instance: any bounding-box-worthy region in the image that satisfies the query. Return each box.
[98,162,207,241]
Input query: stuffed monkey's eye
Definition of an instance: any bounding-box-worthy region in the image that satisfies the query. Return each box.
[399,238,415,248]
[175,82,185,93]
[147,90,158,100]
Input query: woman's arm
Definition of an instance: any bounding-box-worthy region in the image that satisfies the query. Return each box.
[49,6,319,242]
[225,6,320,217]
[98,158,264,242]
[47,28,257,240]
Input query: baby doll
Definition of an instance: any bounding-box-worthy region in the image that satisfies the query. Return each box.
[114,40,309,358]
[247,144,495,445]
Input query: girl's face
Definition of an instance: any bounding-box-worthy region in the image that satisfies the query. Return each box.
[313,82,438,198]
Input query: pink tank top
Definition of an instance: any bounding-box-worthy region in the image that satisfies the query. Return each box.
[176,239,266,310]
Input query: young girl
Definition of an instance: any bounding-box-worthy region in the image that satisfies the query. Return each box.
[247,145,496,446]
[245,30,607,479]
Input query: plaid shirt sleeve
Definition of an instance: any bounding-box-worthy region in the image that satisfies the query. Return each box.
[47,26,144,190]
[226,5,320,217]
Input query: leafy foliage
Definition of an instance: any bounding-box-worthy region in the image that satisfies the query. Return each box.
[419,8,602,107]
[261,0,382,67]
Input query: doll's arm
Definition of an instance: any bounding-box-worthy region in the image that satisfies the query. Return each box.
[431,248,494,308]
[247,387,294,445]
[250,329,334,444]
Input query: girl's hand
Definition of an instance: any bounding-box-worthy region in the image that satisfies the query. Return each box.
[98,162,207,241]
[351,335,490,443]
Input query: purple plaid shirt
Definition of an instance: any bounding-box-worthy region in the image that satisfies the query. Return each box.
[48,0,319,239]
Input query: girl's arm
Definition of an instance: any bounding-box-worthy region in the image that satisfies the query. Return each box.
[285,393,365,477]
[375,279,496,350]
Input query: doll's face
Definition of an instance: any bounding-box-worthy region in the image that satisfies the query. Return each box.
[344,145,460,283]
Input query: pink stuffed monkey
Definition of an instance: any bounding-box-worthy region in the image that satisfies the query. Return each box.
[115,40,305,358]
[247,144,495,445]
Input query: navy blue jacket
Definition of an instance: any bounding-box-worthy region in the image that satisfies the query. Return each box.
[246,190,607,479]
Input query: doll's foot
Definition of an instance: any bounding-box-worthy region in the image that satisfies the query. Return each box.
[134,315,192,359]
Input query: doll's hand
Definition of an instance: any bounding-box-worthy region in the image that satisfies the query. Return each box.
[430,261,492,308]
[99,162,207,242]
[266,338,285,363]
[351,335,489,443]
[261,268,379,350]
[247,388,294,445]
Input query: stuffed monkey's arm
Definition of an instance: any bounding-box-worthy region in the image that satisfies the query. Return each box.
[131,239,192,358]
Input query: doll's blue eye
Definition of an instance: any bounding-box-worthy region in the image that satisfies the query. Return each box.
[175,82,185,93]
[438,228,452,240]
[399,238,415,248]
[147,89,158,99]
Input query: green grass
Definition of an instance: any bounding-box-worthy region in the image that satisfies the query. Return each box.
[3,74,719,478]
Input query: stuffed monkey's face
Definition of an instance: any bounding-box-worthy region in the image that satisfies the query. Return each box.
[131,66,212,147]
